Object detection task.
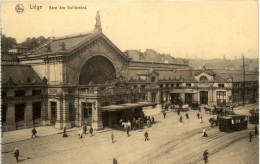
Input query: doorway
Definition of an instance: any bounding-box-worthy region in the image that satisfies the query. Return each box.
[185,93,193,106]
[50,102,57,125]
[200,91,208,105]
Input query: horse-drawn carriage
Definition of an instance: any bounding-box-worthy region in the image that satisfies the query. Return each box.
[249,108,259,124]
[218,114,248,132]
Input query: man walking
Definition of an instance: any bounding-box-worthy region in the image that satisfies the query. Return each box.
[31,127,37,138]
[179,115,183,122]
[126,126,130,137]
[163,111,166,119]
[197,112,200,119]
[144,131,149,141]
[14,148,19,162]
[203,150,209,163]
[111,131,114,143]
[63,126,68,137]
[89,127,93,137]
[255,125,258,135]
[185,113,189,119]
[83,125,87,134]
[249,131,252,142]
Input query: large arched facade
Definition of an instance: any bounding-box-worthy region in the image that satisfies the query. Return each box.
[79,56,117,84]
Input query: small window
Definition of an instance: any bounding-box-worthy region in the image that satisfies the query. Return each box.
[102,102,110,106]
[141,85,145,89]
[82,103,92,118]
[176,84,180,87]
[32,90,41,96]
[15,90,26,97]
[218,84,224,87]
[133,85,137,89]
[2,91,6,98]
[171,84,174,87]
[15,104,25,122]
[186,83,191,87]
[160,84,163,88]
[166,84,169,88]
[200,76,208,82]
[151,76,156,82]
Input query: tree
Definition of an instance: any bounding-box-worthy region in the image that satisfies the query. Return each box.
[1,34,17,53]
[21,36,48,51]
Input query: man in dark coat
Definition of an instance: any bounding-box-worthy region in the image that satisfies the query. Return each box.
[180,115,183,122]
[255,125,258,135]
[185,113,189,119]
[249,131,252,142]
[163,111,166,119]
[197,113,200,119]
[144,131,148,141]
[31,128,37,138]
[63,126,68,137]
[152,117,155,124]
[126,126,130,137]
[83,125,87,134]
[113,157,118,164]
[89,127,93,137]
[203,150,209,163]
[177,108,180,116]
[14,148,19,162]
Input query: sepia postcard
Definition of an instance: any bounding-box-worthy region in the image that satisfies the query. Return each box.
[1,1,259,164]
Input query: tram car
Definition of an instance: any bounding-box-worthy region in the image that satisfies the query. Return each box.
[218,114,248,132]
[249,109,259,124]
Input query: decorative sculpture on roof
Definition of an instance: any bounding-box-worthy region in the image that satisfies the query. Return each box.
[46,43,51,52]
[59,42,66,51]
[94,11,102,33]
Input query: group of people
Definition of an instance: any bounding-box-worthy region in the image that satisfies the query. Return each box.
[77,125,94,139]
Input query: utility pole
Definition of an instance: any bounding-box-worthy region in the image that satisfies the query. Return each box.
[242,54,245,107]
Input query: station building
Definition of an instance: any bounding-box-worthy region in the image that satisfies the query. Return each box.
[1,14,258,131]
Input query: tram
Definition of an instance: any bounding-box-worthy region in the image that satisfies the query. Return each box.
[249,109,259,124]
[218,114,248,132]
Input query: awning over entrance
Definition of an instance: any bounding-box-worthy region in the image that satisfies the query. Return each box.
[170,89,198,94]
[100,101,157,111]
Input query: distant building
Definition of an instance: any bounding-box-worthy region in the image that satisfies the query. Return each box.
[8,45,28,55]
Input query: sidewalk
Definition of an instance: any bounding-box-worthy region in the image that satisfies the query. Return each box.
[2,126,112,144]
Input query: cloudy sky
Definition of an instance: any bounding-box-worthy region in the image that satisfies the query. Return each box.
[1,1,258,59]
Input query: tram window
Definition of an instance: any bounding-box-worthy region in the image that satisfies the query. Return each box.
[231,120,234,124]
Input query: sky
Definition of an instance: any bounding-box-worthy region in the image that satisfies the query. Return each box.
[1,1,259,59]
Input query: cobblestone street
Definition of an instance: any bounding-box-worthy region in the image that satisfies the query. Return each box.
[2,104,258,164]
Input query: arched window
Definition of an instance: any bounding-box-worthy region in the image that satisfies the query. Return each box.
[200,76,208,82]
[151,76,156,82]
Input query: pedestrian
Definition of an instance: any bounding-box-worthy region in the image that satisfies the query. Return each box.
[147,119,150,128]
[203,150,209,163]
[200,116,203,124]
[31,127,37,138]
[249,131,252,142]
[163,111,166,119]
[113,157,118,164]
[126,126,130,137]
[78,128,83,138]
[180,115,183,122]
[255,125,258,135]
[83,125,87,134]
[14,148,19,162]
[144,131,149,141]
[177,108,180,116]
[199,106,201,112]
[152,117,155,124]
[202,128,208,137]
[111,131,114,143]
[89,127,93,137]
[197,112,200,119]
[63,126,68,137]
[210,121,214,128]
[185,113,189,119]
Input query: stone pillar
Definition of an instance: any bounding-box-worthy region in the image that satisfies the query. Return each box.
[41,98,50,125]
[47,101,51,122]
[63,98,71,129]
[55,99,63,129]
[25,101,33,128]
[147,91,152,102]
[74,98,81,127]
[6,103,16,131]
[156,90,162,108]
[92,100,103,130]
